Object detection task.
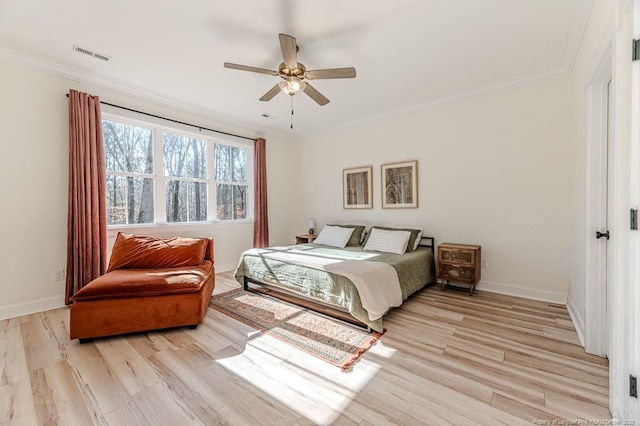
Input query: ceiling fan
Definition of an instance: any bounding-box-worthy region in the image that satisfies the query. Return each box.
[224,33,356,106]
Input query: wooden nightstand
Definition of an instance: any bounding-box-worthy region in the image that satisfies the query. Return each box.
[295,234,318,244]
[437,243,481,295]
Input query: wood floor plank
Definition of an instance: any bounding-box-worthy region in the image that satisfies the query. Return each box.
[149,347,260,425]
[544,388,611,420]
[94,338,161,395]
[0,271,610,425]
[0,326,30,386]
[491,391,564,422]
[31,361,98,425]
[131,382,200,425]
[0,379,38,425]
[73,355,132,416]
[180,343,301,426]
[20,314,65,373]
[103,401,151,426]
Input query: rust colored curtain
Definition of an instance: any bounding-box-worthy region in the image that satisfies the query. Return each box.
[65,89,107,304]
[253,138,269,247]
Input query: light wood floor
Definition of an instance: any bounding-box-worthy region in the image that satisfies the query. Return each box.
[0,272,609,425]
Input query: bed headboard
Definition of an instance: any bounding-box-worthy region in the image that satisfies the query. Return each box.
[417,236,435,254]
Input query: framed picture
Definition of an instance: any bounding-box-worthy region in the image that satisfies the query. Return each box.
[343,166,373,209]
[381,160,418,208]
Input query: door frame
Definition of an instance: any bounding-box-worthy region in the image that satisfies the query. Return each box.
[584,42,613,357]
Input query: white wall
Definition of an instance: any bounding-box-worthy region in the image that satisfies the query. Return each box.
[0,59,296,318]
[295,78,573,302]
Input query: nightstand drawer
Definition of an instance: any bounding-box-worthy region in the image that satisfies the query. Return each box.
[439,263,476,283]
[437,243,481,295]
[438,248,475,266]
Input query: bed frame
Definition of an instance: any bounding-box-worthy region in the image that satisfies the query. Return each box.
[242,236,435,333]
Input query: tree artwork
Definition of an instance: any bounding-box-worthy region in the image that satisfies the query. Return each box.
[381,160,418,208]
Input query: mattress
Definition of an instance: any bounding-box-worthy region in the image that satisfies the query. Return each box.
[234,243,436,331]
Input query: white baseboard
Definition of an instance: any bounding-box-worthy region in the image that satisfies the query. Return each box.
[565,293,585,347]
[0,294,66,321]
[215,262,238,274]
[476,280,567,305]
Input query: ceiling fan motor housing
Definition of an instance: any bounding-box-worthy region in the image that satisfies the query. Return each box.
[279,62,306,80]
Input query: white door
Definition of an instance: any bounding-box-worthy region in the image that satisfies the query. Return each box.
[584,44,612,358]
[605,77,613,357]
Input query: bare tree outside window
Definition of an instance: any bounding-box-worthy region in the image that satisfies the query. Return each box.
[215,144,248,220]
[102,116,252,226]
[103,120,154,224]
[163,133,207,223]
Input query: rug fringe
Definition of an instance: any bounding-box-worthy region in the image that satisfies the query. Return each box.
[341,328,386,372]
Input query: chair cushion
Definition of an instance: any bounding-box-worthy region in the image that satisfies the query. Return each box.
[71,260,213,301]
[107,233,208,272]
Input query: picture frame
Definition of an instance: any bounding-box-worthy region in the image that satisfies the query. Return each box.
[381,160,418,208]
[343,166,373,209]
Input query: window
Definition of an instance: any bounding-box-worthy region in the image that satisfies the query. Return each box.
[163,133,208,223]
[103,120,155,225]
[215,144,248,220]
[102,116,253,226]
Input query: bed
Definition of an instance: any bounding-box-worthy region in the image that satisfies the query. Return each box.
[234,227,436,332]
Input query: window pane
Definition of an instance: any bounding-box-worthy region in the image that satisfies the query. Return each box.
[233,185,248,219]
[232,147,247,183]
[216,184,232,220]
[166,180,207,223]
[106,175,154,225]
[163,133,207,179]
[102,120,153,174]
[214,144,231,181]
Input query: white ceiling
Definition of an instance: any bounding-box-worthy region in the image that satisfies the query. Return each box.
[0,0,591,138]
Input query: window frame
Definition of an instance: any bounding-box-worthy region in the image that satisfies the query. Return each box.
[102,112,254,234]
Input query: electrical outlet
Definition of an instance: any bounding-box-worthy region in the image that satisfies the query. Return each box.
[54,269,65,281]
[481,259,488,268]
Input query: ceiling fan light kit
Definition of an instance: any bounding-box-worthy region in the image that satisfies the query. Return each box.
[224,33,356,128]
[279,79,306,96]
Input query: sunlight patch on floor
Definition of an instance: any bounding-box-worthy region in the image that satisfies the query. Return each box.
[216,331,382,424]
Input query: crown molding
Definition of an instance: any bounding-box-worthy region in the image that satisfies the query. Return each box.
[564,0,595,75]
[313,65,570,137]
[0,46,294,141]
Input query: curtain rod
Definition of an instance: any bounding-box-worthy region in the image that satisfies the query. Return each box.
[65,93,255,141]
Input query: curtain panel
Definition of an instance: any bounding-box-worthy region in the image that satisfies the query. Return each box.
[65,89,107,304]
[253,138,269,248]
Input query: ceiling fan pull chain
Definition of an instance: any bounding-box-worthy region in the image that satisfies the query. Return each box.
[290,95,294,129]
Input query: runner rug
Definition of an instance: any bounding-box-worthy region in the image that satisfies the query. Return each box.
[209,289,385,371]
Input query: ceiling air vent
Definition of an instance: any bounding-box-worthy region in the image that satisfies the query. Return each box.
[72,44,112,62]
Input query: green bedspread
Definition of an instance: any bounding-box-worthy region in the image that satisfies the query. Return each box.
[234,243,436,332]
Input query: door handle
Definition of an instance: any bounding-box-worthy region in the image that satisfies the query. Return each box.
[596,231,610,239]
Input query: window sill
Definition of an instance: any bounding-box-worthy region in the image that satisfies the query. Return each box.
[106,220,254,237]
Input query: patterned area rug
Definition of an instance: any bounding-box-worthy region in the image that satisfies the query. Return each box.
[209,289,385,371]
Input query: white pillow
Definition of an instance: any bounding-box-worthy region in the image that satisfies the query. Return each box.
[413,231,423,250]
[313,225,355,248]
[363,228,412,255]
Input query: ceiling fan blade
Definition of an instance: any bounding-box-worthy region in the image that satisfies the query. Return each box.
[305,67,357,80]
[279,33,298,69]
[259,84,281,102]
[224,62,278,76]
[303,83,330,106]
